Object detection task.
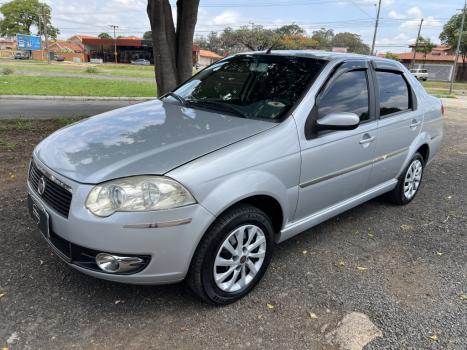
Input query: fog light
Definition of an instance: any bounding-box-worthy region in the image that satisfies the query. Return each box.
[95,253,145,274]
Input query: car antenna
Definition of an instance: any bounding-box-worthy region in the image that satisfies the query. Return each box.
[265,37,281,54]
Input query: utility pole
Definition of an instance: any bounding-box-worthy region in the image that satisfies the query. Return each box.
[449,1,466,95]
[40,8,50,64]
[410,18,424,69]
[370,0,382,56]
[109,25,119,64]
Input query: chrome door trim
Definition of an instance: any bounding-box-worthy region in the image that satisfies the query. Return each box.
[299,147,408,188]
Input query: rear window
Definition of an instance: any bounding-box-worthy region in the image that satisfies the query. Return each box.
[376,71,410,117]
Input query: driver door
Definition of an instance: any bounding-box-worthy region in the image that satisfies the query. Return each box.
[295,60,378,220]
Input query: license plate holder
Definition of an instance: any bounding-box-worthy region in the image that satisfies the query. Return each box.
[28,194,50,239]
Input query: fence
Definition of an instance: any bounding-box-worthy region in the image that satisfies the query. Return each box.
[0,50,14,58]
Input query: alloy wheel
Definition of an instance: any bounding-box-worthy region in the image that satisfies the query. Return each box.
[404,159,423,200]
[213,224,267,293]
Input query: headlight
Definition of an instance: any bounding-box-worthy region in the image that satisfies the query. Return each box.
[85,176,196,217]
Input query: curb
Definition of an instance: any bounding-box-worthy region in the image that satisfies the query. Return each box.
[0,95,155,101]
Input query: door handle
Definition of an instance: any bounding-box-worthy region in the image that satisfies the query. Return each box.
[410,119,421,128]
[359,135,376,145]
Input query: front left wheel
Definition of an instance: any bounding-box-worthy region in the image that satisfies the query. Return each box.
[187,204,274,305]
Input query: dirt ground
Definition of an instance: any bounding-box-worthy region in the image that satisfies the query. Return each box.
[0,108,466,349]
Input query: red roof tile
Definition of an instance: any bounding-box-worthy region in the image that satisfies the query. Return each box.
[199,49,222,59]
[396,51,462,63]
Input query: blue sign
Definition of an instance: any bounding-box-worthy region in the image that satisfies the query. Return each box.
[16,34,42,51]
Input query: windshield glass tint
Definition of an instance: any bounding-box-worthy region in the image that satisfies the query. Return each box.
[173,55,327,120]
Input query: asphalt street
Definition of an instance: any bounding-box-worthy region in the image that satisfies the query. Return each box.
[0,106,466,350]
[0,98,149,118]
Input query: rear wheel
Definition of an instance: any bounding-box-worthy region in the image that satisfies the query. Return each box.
[187,204,274,305]
[387,152,424,205]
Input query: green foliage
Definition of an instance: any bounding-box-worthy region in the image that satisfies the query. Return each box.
[0,0,59,39]
[274,23,305,37]
[98,32,112,39]
[384,52,401,61]
[84,66,99,74]
[143,31,152,40]
[193,23,370,55]
[440,10,467,62]
[311,28,335,50]
[415,36,435,55]
[332,32,370,54]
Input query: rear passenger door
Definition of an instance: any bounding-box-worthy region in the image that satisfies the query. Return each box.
[295,60,377,220]
[367,63,422,187]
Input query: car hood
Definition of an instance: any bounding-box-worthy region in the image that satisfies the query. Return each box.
[34,99,276,184]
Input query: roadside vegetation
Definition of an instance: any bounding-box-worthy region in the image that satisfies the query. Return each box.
[0,59,155,78]
[0,75,156,97]
[421,81,467,98]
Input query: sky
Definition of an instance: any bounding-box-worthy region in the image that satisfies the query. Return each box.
[38,0,461,53]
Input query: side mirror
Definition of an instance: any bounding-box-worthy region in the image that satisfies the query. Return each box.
[316,112,360,131]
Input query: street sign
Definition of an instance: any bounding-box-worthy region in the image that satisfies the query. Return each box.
[16,34,42,51]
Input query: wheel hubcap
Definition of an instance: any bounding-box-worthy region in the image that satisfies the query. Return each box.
[213,224,267,293]
[404,159,423,200]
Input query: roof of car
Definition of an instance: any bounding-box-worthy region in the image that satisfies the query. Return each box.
[237,50,396,64]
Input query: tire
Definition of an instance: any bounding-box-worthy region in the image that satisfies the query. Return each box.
[387,152,424,205]
[187,204,274,305]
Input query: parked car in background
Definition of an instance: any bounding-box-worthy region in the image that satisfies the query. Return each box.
[130,58,150,66]
[14,51,29,60]
[410,68,428,81]
[54,55,65,62]
[27,51,443,305]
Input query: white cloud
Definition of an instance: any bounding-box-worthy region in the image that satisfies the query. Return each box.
[210,10,240,26]
[376,32,410,46]
[399,7,442,30]
[400,16,442,29]
[388,10,405,19]
[407,6,422,19]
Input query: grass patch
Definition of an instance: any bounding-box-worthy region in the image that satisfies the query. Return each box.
[52,117,87,128]
[421,80,467,90]
[0,120,34,131]
[1,67,14,75]
[0,59,155,78]
[0,75,156,97]
[433,94,457,99]
[84,67,99,74]
[0,139,17,150]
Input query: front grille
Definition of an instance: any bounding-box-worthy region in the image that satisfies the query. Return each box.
[29,161,72,217]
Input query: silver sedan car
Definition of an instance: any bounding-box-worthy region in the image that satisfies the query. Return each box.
[27,51,443,304]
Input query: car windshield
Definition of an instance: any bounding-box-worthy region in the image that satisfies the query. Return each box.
[170,54,327,121]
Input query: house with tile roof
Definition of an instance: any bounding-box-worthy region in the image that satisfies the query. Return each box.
[386,45,466,81]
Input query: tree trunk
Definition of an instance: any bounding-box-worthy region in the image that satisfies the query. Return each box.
[147,0,199,96]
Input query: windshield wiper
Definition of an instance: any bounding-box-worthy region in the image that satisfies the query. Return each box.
[188,100,248,119]
[162,92,187,106]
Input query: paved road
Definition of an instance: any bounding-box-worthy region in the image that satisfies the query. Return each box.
[0,108,466,349]
[0,98,149,118]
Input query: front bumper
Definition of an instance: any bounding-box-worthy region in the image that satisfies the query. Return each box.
[27,160,215,285]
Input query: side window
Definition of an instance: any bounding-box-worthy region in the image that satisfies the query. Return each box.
[318,70,370,122]
[376,71,410,117]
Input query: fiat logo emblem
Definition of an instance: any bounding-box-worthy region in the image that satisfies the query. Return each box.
[37,176,46,195]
